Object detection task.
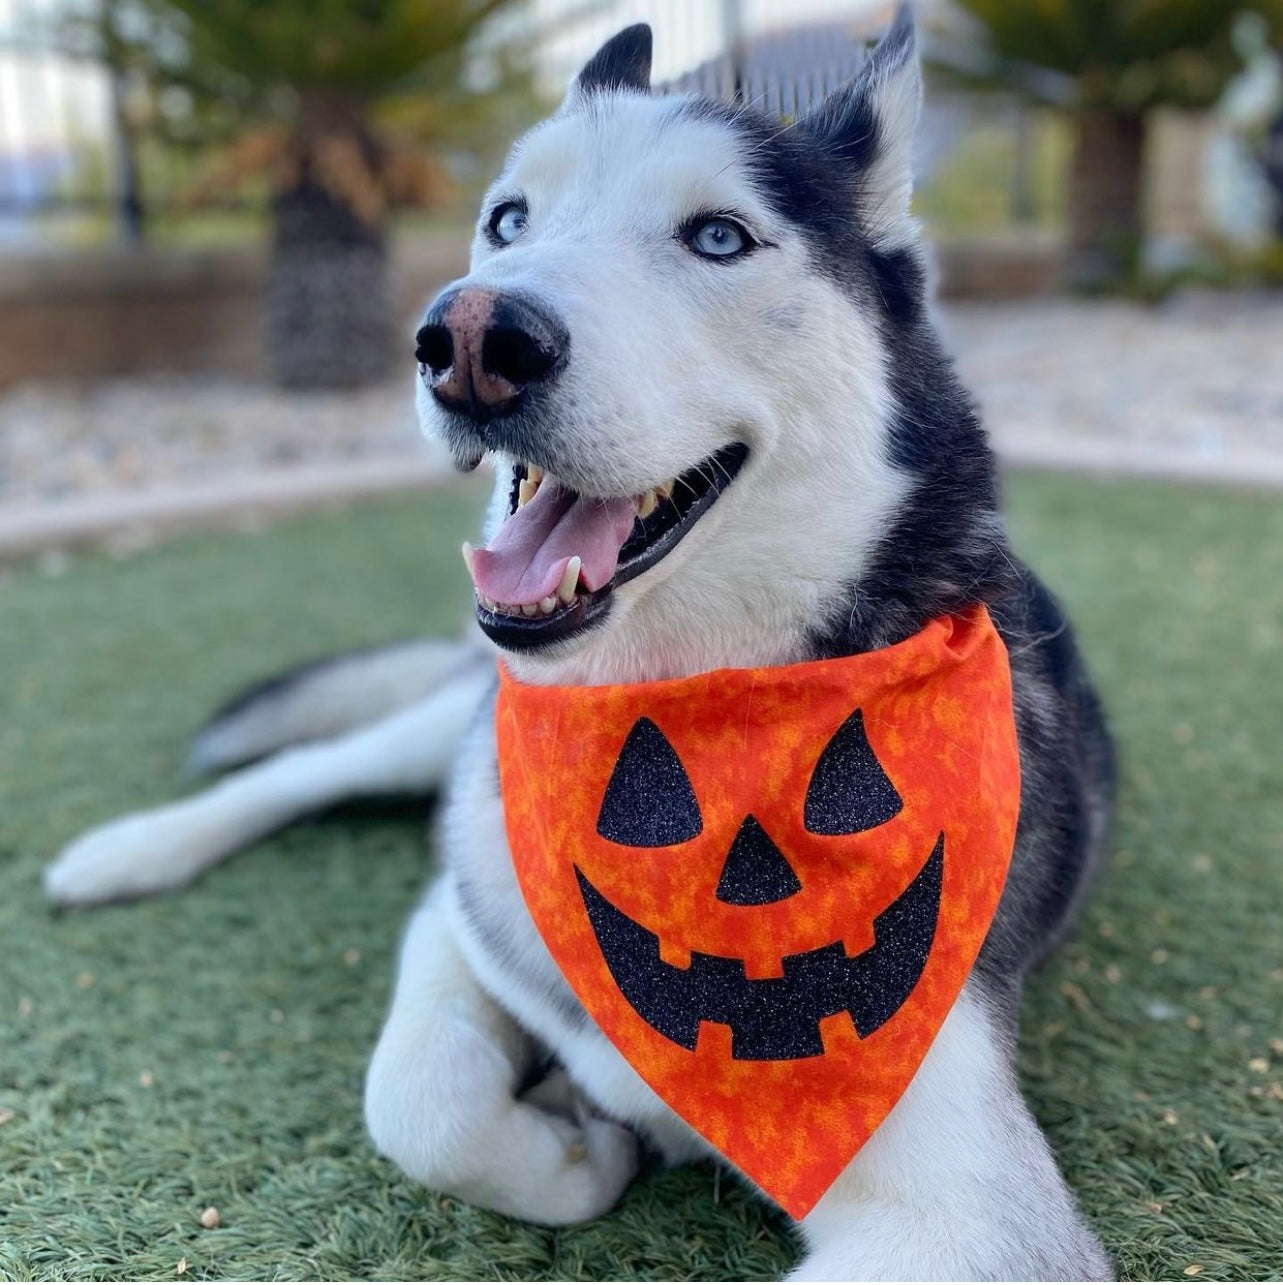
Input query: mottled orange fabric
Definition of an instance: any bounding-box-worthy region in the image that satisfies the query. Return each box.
[496,606,1020,1218]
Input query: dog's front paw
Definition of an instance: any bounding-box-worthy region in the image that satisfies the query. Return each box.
[365,1022,639,1225]
[44,803,217,905]
[551,1106,639,1221]
[787,1208,1114,1283]
[375,1087,637,1226]
[515,1066,640,1216]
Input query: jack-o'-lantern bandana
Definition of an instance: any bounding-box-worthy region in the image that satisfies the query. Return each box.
[495,605,1020,1218]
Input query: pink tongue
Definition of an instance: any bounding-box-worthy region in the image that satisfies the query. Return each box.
[471,482,638,606]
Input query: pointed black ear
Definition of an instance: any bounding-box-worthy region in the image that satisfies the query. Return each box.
[597,717,702,847]
[804,710,903,836]
[799,2,920,246]
[575,23,653,96]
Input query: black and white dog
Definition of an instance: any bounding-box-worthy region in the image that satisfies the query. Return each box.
[46,12,1115,1278]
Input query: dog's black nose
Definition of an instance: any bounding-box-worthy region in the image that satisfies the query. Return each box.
[416,288,568,423]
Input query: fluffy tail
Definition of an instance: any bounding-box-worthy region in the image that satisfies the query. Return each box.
[187,637,486,777]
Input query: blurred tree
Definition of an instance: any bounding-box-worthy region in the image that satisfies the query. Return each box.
[953,0,1283,286]
[70,0,531,387]
[94,0,147,244]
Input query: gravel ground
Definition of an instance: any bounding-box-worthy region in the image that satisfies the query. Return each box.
[0,376,431,506]
[1,292,1280,509]
[943,292,1283,478]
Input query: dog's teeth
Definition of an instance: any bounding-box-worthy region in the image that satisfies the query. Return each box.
[461,542,475,575]
[521,602,538,617]
[657,479,675,499]
[526,464,543,486]
[518,479,537,508]
[557,556,581,604]
[539,596,557,614]
[479,594,495,611]
[637,490,658,519]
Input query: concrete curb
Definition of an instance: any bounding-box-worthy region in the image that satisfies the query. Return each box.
[0,454,460,561]
[995,438,1283,490]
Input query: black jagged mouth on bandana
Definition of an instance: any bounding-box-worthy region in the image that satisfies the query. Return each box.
[573,834,943,1061]
[473,442,749,652]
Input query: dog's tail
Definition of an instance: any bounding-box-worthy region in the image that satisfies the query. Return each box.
[187,636,489,777]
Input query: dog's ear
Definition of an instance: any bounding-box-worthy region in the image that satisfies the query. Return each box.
[573,24,653,96]
[802,4,920,247]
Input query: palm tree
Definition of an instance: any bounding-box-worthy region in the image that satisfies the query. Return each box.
[953,0,1283,285]
[94,0,528,387]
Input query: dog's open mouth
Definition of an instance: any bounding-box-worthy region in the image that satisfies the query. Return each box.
[462,443,749,649]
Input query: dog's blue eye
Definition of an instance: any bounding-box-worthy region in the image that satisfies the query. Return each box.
[491,204,527,245]
[689,218,750,259]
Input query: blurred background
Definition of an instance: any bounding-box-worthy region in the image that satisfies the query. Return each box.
[0,0,1280,561]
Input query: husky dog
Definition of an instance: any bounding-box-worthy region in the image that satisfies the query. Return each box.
[46,11,1116,1279]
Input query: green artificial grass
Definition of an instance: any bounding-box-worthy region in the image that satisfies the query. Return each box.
[1,472,1281,1282]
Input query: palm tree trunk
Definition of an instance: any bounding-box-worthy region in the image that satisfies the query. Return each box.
[103,0,145,245]
[263,178,395,390]
[1265,113,1283,238]
[1066,107,1146,288]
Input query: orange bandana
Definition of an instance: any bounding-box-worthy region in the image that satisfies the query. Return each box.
[495,606,1019,1218]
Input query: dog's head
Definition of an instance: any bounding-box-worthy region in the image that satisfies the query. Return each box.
[417,7,967,683]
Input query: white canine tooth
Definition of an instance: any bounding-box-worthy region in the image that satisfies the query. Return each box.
[526,464,543,486]
[518,479,537,508]
[637,490,658,519]
[557,556,581,604]
[657,478,675,499]
[521,603,537,617]
[539,596,557,614]
[461,542,475,574]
